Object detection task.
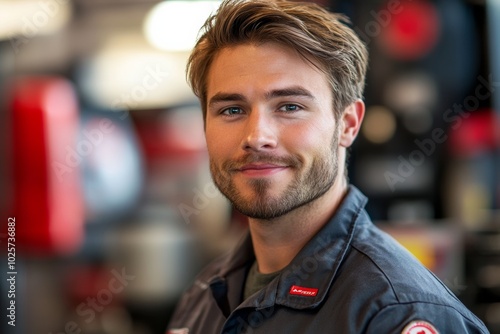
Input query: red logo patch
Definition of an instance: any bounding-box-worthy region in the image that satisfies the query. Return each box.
[289,285,318,297]
[402,321,439,334]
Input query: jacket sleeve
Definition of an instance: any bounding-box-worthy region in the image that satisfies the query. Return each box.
[365,302,489,334]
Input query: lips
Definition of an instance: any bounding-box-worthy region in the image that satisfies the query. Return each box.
[222,153,299,177]
[237,163,289,177]
[239,163,286,171]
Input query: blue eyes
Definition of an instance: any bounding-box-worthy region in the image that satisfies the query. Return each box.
[279,104,299,112]
[220,104,301,116]
[221,107,244,115]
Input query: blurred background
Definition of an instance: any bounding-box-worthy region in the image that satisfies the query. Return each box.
[0,0,499,333]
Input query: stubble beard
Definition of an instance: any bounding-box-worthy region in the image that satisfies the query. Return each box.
[209,127,340,220]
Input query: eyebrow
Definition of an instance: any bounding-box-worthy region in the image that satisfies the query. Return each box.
[208,93,247,108]
[265,86,315,100]
[208,86,315,108]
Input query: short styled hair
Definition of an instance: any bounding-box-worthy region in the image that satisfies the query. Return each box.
[187,0,368,120]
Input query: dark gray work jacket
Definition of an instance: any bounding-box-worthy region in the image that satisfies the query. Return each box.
[167,186,489,333]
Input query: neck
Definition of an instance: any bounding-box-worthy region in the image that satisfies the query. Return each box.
[248,178,348,274]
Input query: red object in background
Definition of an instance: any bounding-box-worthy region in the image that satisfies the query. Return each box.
[448,109,498,157]
[65,266,124,307]
[379,0,440,60]
[132,109,206,164]
[9,77,84,255]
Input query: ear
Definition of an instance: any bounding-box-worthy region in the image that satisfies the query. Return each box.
[339,99,365,148]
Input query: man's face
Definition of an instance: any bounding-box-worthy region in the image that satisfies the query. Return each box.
[205,42,341,220]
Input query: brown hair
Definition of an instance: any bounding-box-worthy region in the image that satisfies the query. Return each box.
[187,0,368,120]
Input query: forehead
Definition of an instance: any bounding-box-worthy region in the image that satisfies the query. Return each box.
[206,42,331,100]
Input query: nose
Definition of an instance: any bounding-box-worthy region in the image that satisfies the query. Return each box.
[242,108,278,152]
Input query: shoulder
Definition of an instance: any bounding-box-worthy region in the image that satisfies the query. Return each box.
[346,211,454,302]
[350,219,452,304]
[339,213,488,332]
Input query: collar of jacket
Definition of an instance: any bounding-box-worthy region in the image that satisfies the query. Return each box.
[209,185,369,311]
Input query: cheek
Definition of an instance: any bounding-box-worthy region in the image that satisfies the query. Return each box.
[205,128,234,161]
[285,121,336,152]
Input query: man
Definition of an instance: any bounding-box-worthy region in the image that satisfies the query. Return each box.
[167,0,489,333]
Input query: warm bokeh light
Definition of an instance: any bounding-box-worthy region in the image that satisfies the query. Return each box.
[362,106,396,144]
[383,72,438,112]
[0,0,71,40]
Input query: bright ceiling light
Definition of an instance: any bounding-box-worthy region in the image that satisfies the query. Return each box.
[143,1,221,52]
[77,35,196,110]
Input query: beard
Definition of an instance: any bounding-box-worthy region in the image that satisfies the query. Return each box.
[209,126,340,220]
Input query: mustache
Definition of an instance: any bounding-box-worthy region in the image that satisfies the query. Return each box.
[222,153,301,171]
